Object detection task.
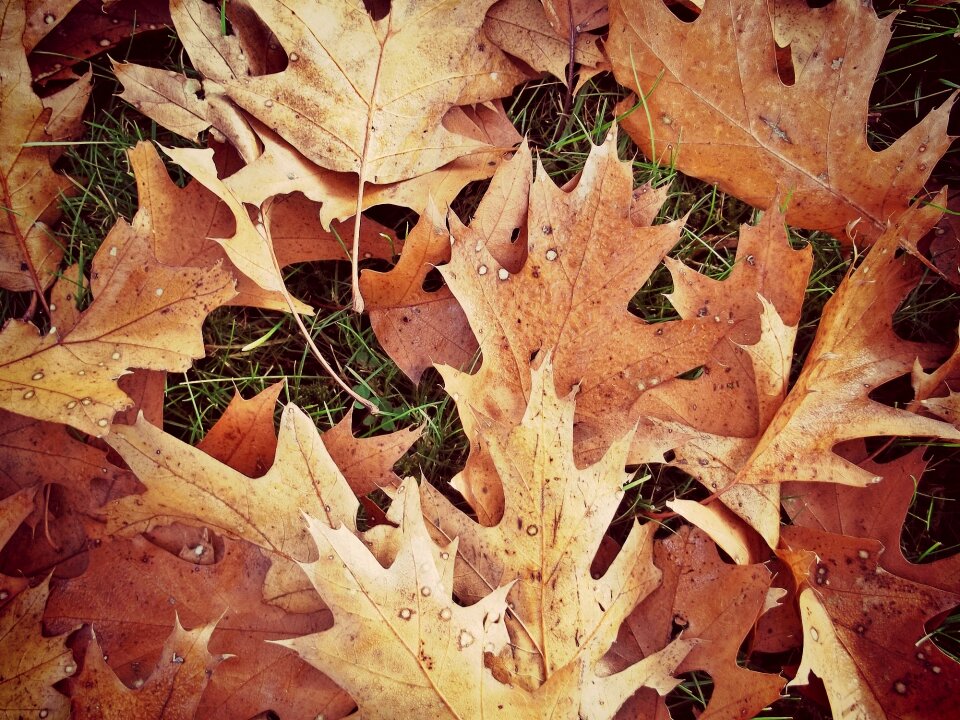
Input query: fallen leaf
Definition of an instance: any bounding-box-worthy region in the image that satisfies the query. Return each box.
[104,404,359,562]
[1,0,69,293]
[608,526,783,720]
[0,209,236,436]
[607,0,957,240]
[70,618,228,720]
[782,525,960,719]
[196,381,284,477]
[46,534,352,719]
[735,197,960,487]
[421,358,661,689]
[0,577,75,720]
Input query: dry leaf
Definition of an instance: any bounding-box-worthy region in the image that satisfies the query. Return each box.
[46,534,352,719]
[735,197,960,487]
[0,210,235,436]
[1,0,69,293]
[0,577,75,720]
[422,359,661,689]
[70,619,227,720]
[782,526,960,719]
[196,381,284,477]
[607,0,956,240]
[608,526,783,720]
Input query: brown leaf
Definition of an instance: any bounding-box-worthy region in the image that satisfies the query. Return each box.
[607,0,956,240]
[70,619,227,720]
[46,534,351,719]
[113,61,260,163]
[23,0,82,52]
[104,404,359,563]
[608,526,783,720]
[0,577,75,720]
[486,0,604,84]
[781,525,960,719]
[439,129,732,519]
[784,446,960,593]
[320,407,421,496]
[422,359,662,689]
[224,0,523,185]
[28,0,172,82]
[361,200,478,383]
[735,197,960,487]
[196,381,284,478]
[0,210,236,437]
[1,0,68,293]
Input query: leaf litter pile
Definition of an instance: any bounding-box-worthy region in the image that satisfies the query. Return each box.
[2,0,960,718]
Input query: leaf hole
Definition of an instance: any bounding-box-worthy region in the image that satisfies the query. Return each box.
[664,670,714,718]
[421,266,445,293]
[659,0,699,23]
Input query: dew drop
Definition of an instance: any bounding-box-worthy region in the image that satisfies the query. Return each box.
[98,38,110,47]
[44,13,55,24]
[111,351,121,360]
[440,552,449,560]
[421,586,432,597]
[194,545,204,556]
[97,418,109,428]
[457,630,475,649]
[77,370,85,376]
[133,678,145,688]
[932,665,942,674]
[66,401,77,409]
[39,710,50,719]
[526,524,539,536]
[81,397,92,406]
[809,627,820,642]
[155,288,164,297]
[545,249,558,261]
[109,246,118,256]
[363,252,372,259]
[172,652,184,664]
[49,303,56,311]
[477,264,488,275]
[65,664,76,674]
[0,590,8,600]
[23,390,35,400]
[265,99,275,108]
[894,681,907,695]
[398,607,413,620]
[439,607,452,621]
[919,144,927,153]
[289,52,299,61]
[497,268,509,281]
[858,549,869,559]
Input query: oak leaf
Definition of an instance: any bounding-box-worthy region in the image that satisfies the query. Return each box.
[781,525,960,719]
[45,534,352,719]
[0,577,75,720]
[0,209,235,437]
[421,359,661,689]
[436,130,734,520]
[70,619,228,720]
[1,0,69,293]
[607,0,957,240]
[606,526,784,720]
[734,196,960,487]
[224,0,523,185]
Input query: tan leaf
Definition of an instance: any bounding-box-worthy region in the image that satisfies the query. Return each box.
[782,526,960,719]
[40,66,93,153]
[1,0,67,293]
[0,577,75,720]
[224,0,523,185]
[607,0,956,240]
[422,358,661,688]
[225,102,522,226]
[170,0,251,82]
[0,211,236,437]
[439,129,732,519]
[113,61,260,162]
[280,476,533,719]
[735,197,960,487]
[70,618,227,720]
[486,0,605,84]
[542,0,609,34]
[104,404,359,563]
[45,535,351,720]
